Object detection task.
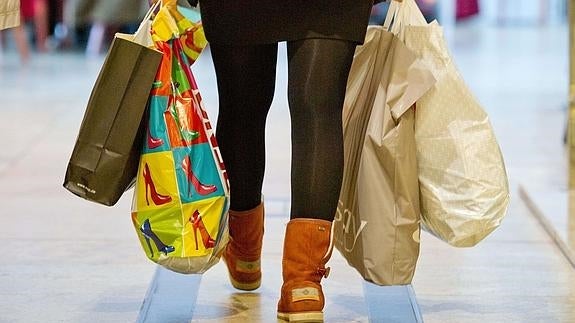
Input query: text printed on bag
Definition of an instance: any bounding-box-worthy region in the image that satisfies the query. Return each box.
[76,182,96,194]
[334,200,367,253]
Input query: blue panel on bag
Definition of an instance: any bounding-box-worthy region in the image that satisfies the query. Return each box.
[144,96,171,154]
[172,144,224,204]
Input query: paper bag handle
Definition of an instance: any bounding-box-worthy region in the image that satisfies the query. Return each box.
[133,0,162,40]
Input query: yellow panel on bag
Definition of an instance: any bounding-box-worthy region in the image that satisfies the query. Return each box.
[131,207,184,262]
[135,151,180,211]
[151,6,179,42]
[180,196,226,257]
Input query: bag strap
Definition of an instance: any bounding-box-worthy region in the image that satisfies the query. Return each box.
[134,0,162,40]
[383,0,401,31]
[384,0,427,36]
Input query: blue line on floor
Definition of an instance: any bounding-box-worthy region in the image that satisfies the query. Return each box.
[363,283,424,323]
[137,266,203,323]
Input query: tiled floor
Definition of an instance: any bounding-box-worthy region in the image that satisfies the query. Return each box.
[0,18,574,322]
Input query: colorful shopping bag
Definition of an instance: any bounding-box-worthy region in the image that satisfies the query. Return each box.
[131,5,229,274]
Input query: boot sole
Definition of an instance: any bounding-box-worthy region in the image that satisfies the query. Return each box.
[277,311,323,322]
[229,275,261,291]
[223,256,261,291]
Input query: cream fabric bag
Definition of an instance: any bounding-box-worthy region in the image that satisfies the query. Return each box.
[385,0,510,247]
[334,26,435,285]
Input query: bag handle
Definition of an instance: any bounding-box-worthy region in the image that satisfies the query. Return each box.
[134,0,162,39]
[384,0,427,35]
[115,1,161,46]
[383,0,401,31]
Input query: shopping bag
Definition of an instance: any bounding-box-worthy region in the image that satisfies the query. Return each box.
[130,5,229,274]
[385,0,510,247]
[0,0,20,30]
[64,3,162,206]
[334,25,436,285]
[151,0,207,63]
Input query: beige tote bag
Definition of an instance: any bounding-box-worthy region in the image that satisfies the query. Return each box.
[334,26,436,286]
[385,0,510,247]
[0,0,20,30]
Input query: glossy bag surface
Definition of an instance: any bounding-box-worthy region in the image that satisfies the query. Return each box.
[386,0,509,247]
[131,5,229,274]
[335,26,435,285]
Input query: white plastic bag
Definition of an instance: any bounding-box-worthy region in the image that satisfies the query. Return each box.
[385,0,510,247]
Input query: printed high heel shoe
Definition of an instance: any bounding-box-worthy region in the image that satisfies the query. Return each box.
[143,163,172,206]
[180,27,205,63]
[189,210,215,250]
[143,235,155,257]
[140,219,175,256]
[147,127,164,150]
[182,155,217,196]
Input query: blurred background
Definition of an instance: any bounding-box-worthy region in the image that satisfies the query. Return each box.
[1,0,574,322]
[1,0,551,59]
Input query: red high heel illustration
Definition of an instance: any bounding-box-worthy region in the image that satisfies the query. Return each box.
[147,127,164,150]
[182,155,217,196]
[180,27,204,63]
[189,210,215,250]
[143,163,172,206]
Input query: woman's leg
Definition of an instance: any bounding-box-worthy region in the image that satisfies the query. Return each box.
[211,43,278,291]
[286,38,357,221]
[279,37,356,321]
[209,43,278,211]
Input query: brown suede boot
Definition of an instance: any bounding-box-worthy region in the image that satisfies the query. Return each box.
[222,203,264,291]
[277,219,333,322]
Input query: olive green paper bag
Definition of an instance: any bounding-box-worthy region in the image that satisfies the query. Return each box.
[64,5,162,206]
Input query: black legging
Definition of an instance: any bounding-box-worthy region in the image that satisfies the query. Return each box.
[211,39,356,221]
